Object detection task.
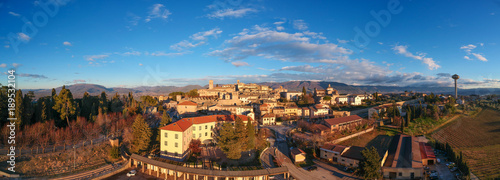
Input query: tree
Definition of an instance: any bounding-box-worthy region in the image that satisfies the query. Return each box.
[15,89,24,129]
[234,117,247,149]
[159,111,171,127]
[132,114,152,153]
[217,122,242,159]
[302,86,306,96]
[246,118,255,150]
[109,146,121,159]
[110,92,123,113]
[99,91,108,114]
[186,89,199,97]
[53,86,76,127]
[189,139,202,156]
[358,146,382,179]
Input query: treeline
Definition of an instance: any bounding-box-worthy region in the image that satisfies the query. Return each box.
[169,89,199,101]
[216,117,255,159]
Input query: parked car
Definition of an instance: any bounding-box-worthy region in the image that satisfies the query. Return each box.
[450,167,458,172]
[127,170,137,177]
[437,158,441,164]
[307,166,318,171]
[424,166,430,170]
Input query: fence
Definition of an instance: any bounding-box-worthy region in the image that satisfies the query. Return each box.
[0,135,111,156]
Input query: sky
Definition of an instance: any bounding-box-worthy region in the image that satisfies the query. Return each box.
[0,0,499,90]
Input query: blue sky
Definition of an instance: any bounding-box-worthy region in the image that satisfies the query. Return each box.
[0,0,499,89]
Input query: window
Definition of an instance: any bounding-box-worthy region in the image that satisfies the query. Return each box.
[211,126,213,130]
[164,141,168,146]
[399,172,402,176]
[164,133,168,137]
[199,133,201,138]
[193,134,195,138]
[199,126,201,130]
[205,125,207,129]
[205,132,207,136]
[342,159,345,161]
[175,143,178,147]
[175,134,178,139]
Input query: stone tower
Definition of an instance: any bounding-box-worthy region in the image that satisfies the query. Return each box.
[209,80,214,89]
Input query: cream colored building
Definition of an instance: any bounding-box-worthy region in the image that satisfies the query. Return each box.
[260,113,276,125]
[160,115,253,161]
[177,101,198,115]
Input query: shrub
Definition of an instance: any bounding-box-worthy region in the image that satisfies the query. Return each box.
[109,146,121,159]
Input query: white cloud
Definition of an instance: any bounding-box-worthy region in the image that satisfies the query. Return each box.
[0,63,6,68]
[9,12,20,17]
[73,79,86,83]
[460,44,487,61]
[378,42,383,45]
[274,19,286,31]
[471,53,487,61]
[191,28,223,41]
[208,8,257,19]
[392,45,440,70]
[146,4,171,22]
[276,26,284,31]
[209,25,350,63]
[231,61,250,67]
[12,63,21,68]
[293,20,308,30]
[139,63,143,66]
[63,41,72,46]
[337,39,349,43]
[150,52,184,56]
[18,33,30,42]
[460,44,476,53]
[4,45,9,49]
[123,51,141,56]
[171,28,222,51]
[85,54,109,61]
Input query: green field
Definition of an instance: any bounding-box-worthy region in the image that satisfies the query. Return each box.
[431,109,500,179]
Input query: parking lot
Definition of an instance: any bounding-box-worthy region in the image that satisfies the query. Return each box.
[425,153,459,180]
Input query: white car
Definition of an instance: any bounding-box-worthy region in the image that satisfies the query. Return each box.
[127,170,137,177]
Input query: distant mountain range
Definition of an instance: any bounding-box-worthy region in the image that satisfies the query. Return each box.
[23,81,500,99]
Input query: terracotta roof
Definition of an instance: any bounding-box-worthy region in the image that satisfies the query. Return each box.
[324,115,363,126]
[178,101,197,106]
[419,142,436,160]
[159,115,253,132]
[263,113,276,118]
[320,143,348,153]
[159,119,193,132]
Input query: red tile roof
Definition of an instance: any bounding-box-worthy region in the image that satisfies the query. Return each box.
[324,115,363,127]
[159,115,253,132]
[178,101,197,106]
[159,118,193,132]
[419,142,436,160]
[263,113,276,118]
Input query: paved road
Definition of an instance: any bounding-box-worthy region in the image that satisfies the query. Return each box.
[432,155,457,180]
[104,167,160,180]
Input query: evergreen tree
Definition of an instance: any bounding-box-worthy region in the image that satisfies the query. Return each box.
[110,92,123,113]
[246,118,255,150]
[234,117,247,149]
[22,91,35,125]
[99,91,108,114]
[53,86,76,127]
[159,111,171,127]
[217,122,241,159]
[15,89,24,129]
[132,114,152,153]
[358,147,382,179]
[302,86,306,96]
